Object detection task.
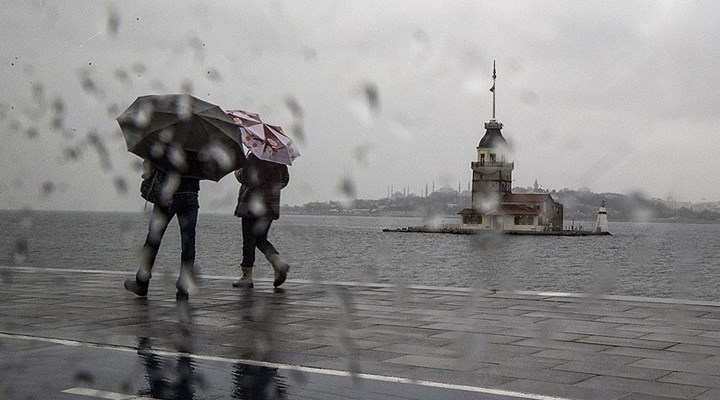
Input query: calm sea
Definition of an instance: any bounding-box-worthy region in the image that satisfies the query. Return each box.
[2,210,720,302]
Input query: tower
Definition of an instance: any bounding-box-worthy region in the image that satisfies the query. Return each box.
[470,61,514,210]
[595,199,609,233]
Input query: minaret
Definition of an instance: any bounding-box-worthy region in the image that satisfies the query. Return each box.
[470,61,514,211]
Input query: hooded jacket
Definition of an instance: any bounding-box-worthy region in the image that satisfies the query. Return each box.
[234,153,289,220]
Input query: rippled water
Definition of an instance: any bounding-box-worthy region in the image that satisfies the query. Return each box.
[3,210,720,301]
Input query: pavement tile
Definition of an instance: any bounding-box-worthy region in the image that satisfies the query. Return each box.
[5,266,720,399]
[599,346,711,363]
[573,335,676,350]
[658,371,720,388]
[479,363,593,385]
[498,378,626,400]
[574,375,708,399]
[383,354,493,372]
[395,366,516,387]
[512,338,611,353]
[532,348,641,365]
[552,360,670,380]
[666,343,720,356]
[627,358,720,376]
[696,388,720,400]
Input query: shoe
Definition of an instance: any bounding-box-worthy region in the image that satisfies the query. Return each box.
[232,266,254,288]
[124,278,149,297]
[176,289,189,301]
[268,254,290,288]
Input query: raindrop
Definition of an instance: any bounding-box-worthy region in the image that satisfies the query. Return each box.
[132,63,146,74]
[302,47,317,60]
[339,177,356,197]
[285,96,303,119]
[50,98,65,130]
[150,79,166,92]
[12,238,29,265]
[106,6,120,36]
[133,101,155,127]
[180,80,193,95]
[363,82,380,113]
[25,127,38,139]
[249,195,267,216]
[87,130,112,170]
[177,94,193,120]
[290,122,305,144]
[107,103,119,117]
[78,68,102,96]
[114,68,130,83]
[200,142,234,172]
[40,181,55,197]
[31,82,45,108]
[63,145,81,160]
[73,370,95,385]
[205,68,221,81]
[113,177,128,195]
[353,143,372,166]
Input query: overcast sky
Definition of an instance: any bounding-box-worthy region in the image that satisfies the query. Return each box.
[2,1,720,212]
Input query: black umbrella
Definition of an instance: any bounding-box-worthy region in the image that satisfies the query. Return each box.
[117,94,246,181]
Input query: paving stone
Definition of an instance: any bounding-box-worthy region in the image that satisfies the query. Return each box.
[4,266,720,399]
[498,378,626,400]
[552,360,669,380]
[575,375,708,399]
[573,335,676,350]
[658,371,720,388]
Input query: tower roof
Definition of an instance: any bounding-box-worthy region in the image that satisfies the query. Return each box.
[477,120,508,149]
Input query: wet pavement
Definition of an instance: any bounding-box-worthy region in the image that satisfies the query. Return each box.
[2,266,720,399]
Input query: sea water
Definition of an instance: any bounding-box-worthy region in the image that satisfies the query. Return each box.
[2,210,720,302]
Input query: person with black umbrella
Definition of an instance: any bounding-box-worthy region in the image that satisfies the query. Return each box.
[118,95,247,299]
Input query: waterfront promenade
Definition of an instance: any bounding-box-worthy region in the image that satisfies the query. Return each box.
[2,266,720,400]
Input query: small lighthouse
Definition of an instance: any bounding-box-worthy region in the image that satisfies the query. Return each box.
[595,200,609,233]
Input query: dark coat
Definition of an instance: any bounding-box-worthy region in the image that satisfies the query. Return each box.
[234,153,289,220]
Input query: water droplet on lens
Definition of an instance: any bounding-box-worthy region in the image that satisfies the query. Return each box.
[114,176,128,195]
[106,6,120,36]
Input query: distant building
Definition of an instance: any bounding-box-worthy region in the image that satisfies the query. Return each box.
[458,62,564,231]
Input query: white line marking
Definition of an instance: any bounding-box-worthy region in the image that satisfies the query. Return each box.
[62,387,154,399]
[2,332,569,400]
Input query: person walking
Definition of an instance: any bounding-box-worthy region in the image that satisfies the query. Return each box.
[232,152,290,288]
[125,161,200,299]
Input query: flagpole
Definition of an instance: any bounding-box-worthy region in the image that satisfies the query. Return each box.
[491,60,497,120]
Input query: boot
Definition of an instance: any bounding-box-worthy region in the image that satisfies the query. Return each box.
[232,267,254,288]
[124,277,149,297]
[268,254,290,287]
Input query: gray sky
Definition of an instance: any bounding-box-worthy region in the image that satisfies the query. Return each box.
[2,1,720,212]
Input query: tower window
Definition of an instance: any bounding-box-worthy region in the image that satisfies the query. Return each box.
[490,154,496,162]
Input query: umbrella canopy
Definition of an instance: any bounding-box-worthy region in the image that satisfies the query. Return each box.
[117,94,246,181]
[226,109,300,166]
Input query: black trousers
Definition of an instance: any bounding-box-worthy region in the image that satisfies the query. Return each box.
[139,193,199,281]
[241,216,278,268]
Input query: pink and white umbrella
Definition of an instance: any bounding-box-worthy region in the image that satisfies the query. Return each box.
[226,109,300,166]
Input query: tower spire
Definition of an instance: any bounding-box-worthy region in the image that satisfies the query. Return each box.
[489,60,497,120]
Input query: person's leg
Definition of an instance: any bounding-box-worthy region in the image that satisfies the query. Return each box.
[255,217,289,288]
[253,217,277,259]
[126,205,172,296]
[176,195,199,297]
[233,217,258,288]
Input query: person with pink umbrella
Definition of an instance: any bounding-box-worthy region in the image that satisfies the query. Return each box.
[227,110,298,288]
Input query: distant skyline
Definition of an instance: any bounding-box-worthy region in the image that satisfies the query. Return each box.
[2,1,720,212]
